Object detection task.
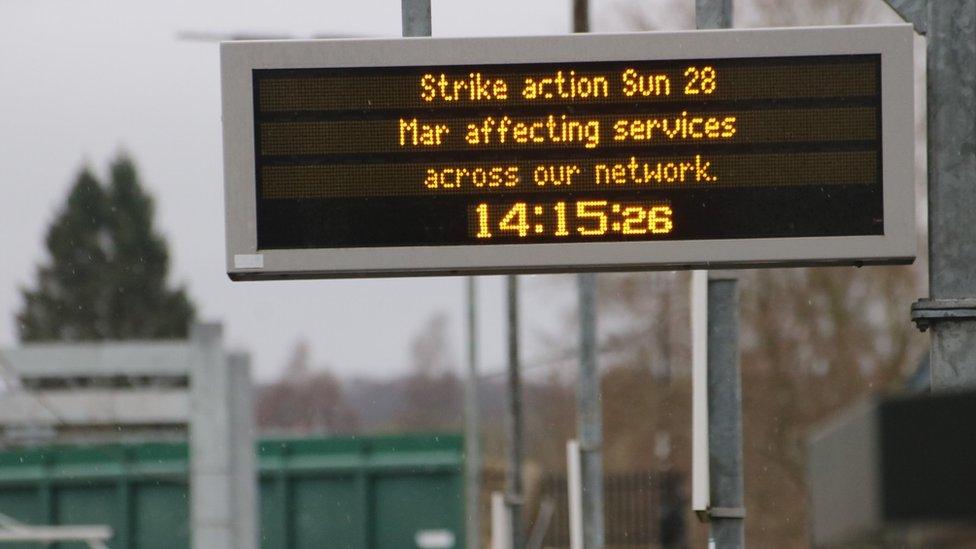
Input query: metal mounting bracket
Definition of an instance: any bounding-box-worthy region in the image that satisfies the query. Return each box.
[709,506,747,519]
[697,506,747,522]
[911,298,976,332]
[504,494,525,506]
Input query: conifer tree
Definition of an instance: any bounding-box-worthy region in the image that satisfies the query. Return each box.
[17,155,195,341]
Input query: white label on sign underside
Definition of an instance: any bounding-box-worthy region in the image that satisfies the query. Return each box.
[234,254,264,269]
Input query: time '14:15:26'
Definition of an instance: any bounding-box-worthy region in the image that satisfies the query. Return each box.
[472,200,674,239]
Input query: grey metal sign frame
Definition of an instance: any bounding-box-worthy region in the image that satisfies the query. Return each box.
[221,25,914,280]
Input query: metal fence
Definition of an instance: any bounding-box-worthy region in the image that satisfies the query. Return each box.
[538,470,686,548]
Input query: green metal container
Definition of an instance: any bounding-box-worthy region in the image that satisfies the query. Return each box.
[0,434,463,549]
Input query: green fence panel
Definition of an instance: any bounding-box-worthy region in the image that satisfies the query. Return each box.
[0,434,462,549]
[54,484,119,549]
[290,476,362,549]
[0,487,42,549]
[132,480,190,549]
[259,476,285,548]
[373,472,464,549]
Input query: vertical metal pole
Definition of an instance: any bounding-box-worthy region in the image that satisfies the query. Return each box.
[706,274,744,549]
[695,4,743,547]
[401,0,431,37]
[690,271,710,519]
[505,275,524,549]
[566,440,584,549]
[572,0,589,33]
[909,1,976,390]
[572,6,603,547]
[577,273,604,549]
[695,0,732,29]
[466,277,482,549]
[491,492,512,549]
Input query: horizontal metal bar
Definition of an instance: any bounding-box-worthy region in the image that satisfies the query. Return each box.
[708,506,747,519]
[0,525,113,542]
[911,298,976,331]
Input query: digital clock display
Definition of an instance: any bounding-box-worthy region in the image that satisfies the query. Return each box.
[251,54,883,250]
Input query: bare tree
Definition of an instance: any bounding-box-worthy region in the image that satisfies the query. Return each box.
[396,313,463,431]
[256,339,358,434]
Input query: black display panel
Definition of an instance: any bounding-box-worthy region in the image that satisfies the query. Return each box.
[252,55,882,250]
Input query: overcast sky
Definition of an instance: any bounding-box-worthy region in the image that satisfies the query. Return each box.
[0,0,635,381]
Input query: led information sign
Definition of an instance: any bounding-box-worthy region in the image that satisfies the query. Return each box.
[221,26,914,279]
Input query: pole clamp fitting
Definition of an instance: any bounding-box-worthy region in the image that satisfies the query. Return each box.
[911,298,976,332]
[578,442,601,453]
[708,506,746,519]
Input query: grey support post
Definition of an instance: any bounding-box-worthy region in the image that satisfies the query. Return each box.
[900,1,976,390]
[577,273,605,549]
[190,323,230,549]
[706,274,745,549]
[401,0,431,38]
[573,0,589,33]
[505,275,525,549]
[228,353,258,549]
[696,2,744,547]
[572,4,604,548]
[696,0,732,30]
[465,277,482,549]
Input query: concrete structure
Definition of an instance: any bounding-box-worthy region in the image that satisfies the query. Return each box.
[0,340,192,445]
[808,391,976,547]
[189,324,257,549]
[0,323,256,549]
